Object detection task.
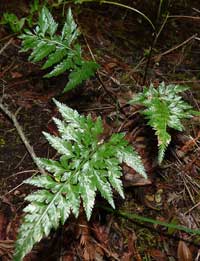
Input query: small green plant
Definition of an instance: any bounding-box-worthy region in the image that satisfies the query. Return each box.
[0,13,25,33]
[20,6,99,93]
[129,82,199,164]
[14,99,146,260]
[26,0,44,27]
[0,1,43,33]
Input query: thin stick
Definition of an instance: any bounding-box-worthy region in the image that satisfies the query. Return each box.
[83,36,117,104]
[154,34,197,60]
[169,15,200,20]
[0,101,46,175]
[0,38,13,55]
[184,201,200,215]
[100,0,155,30]
[83,36,127,115]
[143,14,169,84]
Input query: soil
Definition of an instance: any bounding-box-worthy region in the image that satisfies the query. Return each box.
[0,1,200,260]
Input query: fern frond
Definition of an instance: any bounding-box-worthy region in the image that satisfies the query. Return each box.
[130,82,199,164]
[20,7,98,92]
[14,100,146,260]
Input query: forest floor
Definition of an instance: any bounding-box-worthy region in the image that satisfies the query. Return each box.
[0,1,200,260]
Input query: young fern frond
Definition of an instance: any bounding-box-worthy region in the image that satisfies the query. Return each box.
[129,82,199,164]
[14,99,146,261]
[20,7,99,92]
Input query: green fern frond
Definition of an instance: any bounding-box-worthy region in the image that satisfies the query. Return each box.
[20,7,99,92]
[129,82,199,164]
[64,61,99,92]
[14,100,146,261]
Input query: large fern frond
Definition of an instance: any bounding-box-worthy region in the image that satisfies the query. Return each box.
[14,99,146,261]
[129,82,199,164]
[20,7,99,92]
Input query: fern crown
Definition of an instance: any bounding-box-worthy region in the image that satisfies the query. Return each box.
[20,6,99,92]
[129,82,199,164]
[14,99,146,261]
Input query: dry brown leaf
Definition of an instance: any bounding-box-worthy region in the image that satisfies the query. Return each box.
[122,232,142,261]
[92,223,109,244]
[11,71,23,79]
[150,249,167,261]
[0,240,14,260]
[61,254,74,261]
[123,171,152,187]
[177,241,193,261]
[180,131,200,154]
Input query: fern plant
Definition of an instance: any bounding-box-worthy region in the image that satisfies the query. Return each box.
[1,13,25,33]
[129,82,199,164]
[14,99,146,261]
[20,6,99,92]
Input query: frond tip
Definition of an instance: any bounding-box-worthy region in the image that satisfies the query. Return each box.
[14,100,146,261]
[129,82,199,164]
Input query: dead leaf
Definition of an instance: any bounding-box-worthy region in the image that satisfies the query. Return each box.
[122,232,142,261]
[11,71,23,79]
[177,241,193,261]
[123,170,152,187]
[180,131,200,154]
[61,254,74,261]
[92,223,109,244]
[0,240,14,260]
[150,249,167,261]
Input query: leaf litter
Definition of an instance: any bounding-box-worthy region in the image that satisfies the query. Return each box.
[0,0,200,260]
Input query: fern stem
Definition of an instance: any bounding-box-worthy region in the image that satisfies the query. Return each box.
[83,36,116,104]
[40,36,72,51]
[60,0,155,30]
[100,1,155,30]
[83,35,125,115]
[143,13,169,85]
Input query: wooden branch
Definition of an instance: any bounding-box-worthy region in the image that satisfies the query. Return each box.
[154,34,197,61]
[0,38,13,55]
[0,101,46,175]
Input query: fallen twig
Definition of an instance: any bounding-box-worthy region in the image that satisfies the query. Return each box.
[83,36,117,103]
[0,100,46,175]
[143,13,169,84]
[169,15,200,21]
[154,34,197,61]
[83,35,127,116]
[0,38,13,56]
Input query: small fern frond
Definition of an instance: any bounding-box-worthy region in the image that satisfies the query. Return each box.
[20,7,98,92]
[64,61,99,92]
[14,100,146,260]
[130,82,199,164]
